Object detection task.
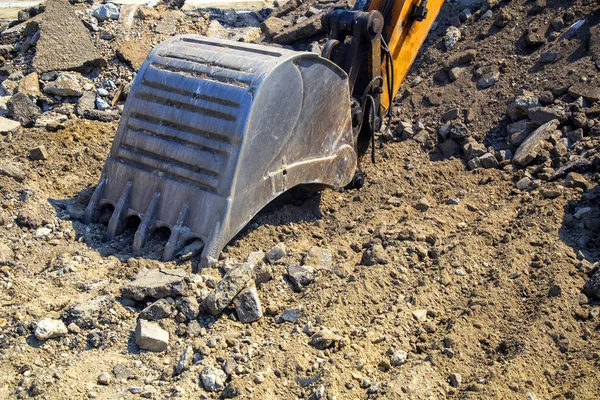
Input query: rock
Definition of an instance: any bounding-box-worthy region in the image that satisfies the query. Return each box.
[303,246,332,269]
[174,346,194,376]
[494,9,511,28]
[516,177,532,190]
[464,142,486,160]
[574,207,591,219]
[64,295,114,328]
[18,72,40,97]
[33,0,105,73]
[87,330,107,348]
[281,306,303,323]
[439,139,459,158]
[444,49,477,70]
[415,197,430,211]
[564,172,589,190]
[568,83,600,103]
[113,364,134,380]
[287,263,315,291]
[0,116,21,134]
[449,122,469,139]
[567,128,584,143]
[390,350,408,366]
[525,31,546,47]
[496,149,513,162]
[175,296,199,320]
[583,271,600,300]
[93,3,120,21]
[445,26,461,50]
[233,282,263,323]
[508,91,540,121]
[140,298,173,321]
[121,268,188,301]
[34,318,68,341]
[513,120,559,167]
[97,372,111,386]
[479,153,499,169]
[0,162,25,182]
[266,243,287,263]
[204,263,253,315]
[135,319,169,352]
[0,96,9,116]
[361,244,389,266]
[528,106,566,126]
[95,97,109,111]
[449,67,465,82]
[29,146,48,161]
[450,373,462,388]
[308,327,343,350]
[7,93,39,127]
[539,52,557,63]
[260,16,291,39]
[43,73,82,97]
[117,40,150,71]
[443,108,459,121]
[477,69,499,89]
[0,243,14,265]
[201,366,227,392]
[540,186,562,199]
[272,14,323,45]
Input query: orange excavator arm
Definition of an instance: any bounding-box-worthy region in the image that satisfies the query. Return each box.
[368,0,445,110]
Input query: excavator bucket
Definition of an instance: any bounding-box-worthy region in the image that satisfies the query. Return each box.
[83,35,357,269]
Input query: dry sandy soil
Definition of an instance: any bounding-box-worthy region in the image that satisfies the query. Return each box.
[1,0,600,399]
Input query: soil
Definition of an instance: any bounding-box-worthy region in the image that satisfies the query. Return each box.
[1,0,600,399]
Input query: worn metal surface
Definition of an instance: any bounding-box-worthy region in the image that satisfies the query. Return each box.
[84,35,356,269]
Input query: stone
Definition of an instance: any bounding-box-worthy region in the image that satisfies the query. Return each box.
[415,197,430,211]
[97,372,111,386]
[113,364,134,380]
[361,244,389,266]
[116,40,150,72]
[552,18,565,31]
[540,186,562,199]
[18,72,40,97]
[564,172,589,190]
[266,243,287,263]
[494,9,511,28]
[43,73,82,97]
[479,153,499,169]
[448,122,469,140]
[201,366,227,392]
[0,116,21,134]
[233,282,263,323]
[568,83,600,103]
[513,120,559,166]
[445,26,461,51]
[443,108,459,121]
[0,243,14,265]
[140,298,173,321]
[390,350,408,366]
[95,97,109,111]
[272,14,323,45]
[29,146,48,161]
[281,306,303,323]
[260,16,291,39]
[574,207,591,219]
[0,96,9,116]
[496,149,513,162]
[33,0,106,73]
[439,139,459,158]
[464,142,486,160]
[516,177,532,190]
[174,346,194,376]
[539,52,557,63]
[444,50,477,72]
[204,263,253,315]
[135,319,169,352]
[93,3,120,21]
[477,70,499,89]
[0,162,25,182]
[567,129,584,143]
[508,91,540,121]
[121,268,188,301]
[175,296,199,320]
[449,67,464,82]
[583,271,600,300]
[303,246,332,269]
[64,295,114,328]
[525,31,546,47]
[528,106,566,126]
[287,263,315,292]
[308,327,343,350]
[7,93,39,127]
[34,318,68,341]
[450,373,462,388]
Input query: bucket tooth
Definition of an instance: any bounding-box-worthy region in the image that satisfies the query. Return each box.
[162,204,189,261]
[106,181,133,241]
[82,178,106,224]
[132,192,161,251]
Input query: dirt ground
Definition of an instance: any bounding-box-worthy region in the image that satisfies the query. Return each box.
[1,0,600,399]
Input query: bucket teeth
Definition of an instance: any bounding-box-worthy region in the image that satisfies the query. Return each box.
[83,178,106,224]
[132,192,161,252]
[162,204,189,262]
[106,181,132,241]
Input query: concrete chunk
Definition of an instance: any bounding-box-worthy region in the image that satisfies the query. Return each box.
[233,282,263,323]
[135,319,168,352]
[513,120,559,167]
[121,268,188,301]
[204,263,253,315]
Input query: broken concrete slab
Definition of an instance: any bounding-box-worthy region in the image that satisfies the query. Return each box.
[568,83,600,103]
[204,263,253,315]
[233,282,262,323]
[43,73,83,97]
[33,0,106,73]
[7,93,39,127]
[272,14,323,45]
[0,116,21,135]
[287,263,315,292]
[34,318,68,341]
[513,120,559,167]
[121,268,188,301]
[63,295,115,328]
[135,319,169,352]
[260,17,291,39]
